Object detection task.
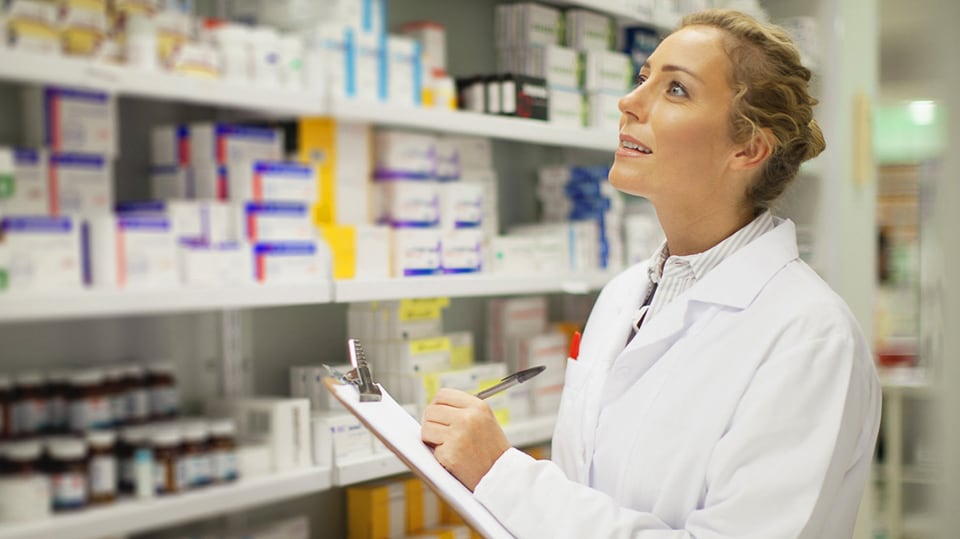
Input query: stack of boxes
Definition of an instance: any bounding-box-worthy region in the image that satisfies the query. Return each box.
[494,3,634,129]
[371,131,492,278]
[347,475,477,539]
[487,163,624,275]
[148,122,330,285]
[291,300,524,468]
[487,296,569,417]
[540,164,626,272]
[0,86,116,293]
[233,0,454,111]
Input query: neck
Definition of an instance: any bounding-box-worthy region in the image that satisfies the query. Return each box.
[655,202,756,256]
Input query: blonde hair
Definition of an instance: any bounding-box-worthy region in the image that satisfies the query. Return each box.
[679,9,826,212]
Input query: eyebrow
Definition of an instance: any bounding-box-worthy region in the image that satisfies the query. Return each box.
[641,61,704,84]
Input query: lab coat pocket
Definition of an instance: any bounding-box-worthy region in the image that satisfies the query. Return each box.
[557,358,591,419]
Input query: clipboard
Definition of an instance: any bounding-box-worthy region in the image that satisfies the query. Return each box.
[323,377,515,539]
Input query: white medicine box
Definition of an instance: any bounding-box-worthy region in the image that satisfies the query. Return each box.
[152,123,283,166]
[1,216,84,291]
[386,36,422,107]
[3,148,50,215]
[583,50,633,93]
[23,86,117,156]
[228,160,318,204]
[48,152,113,216]
[237,201,314,243]
[86,214,179,289]
[252,240,331,284]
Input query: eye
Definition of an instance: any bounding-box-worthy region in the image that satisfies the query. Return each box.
[634,73,648,88]
[668,81,688,97]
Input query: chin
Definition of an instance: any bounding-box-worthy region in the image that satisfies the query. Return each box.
[608,162,645,197]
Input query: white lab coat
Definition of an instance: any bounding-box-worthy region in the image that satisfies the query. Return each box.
[474,219,881,538]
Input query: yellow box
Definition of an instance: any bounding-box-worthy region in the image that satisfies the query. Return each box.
[405,478,442,533]
[347,479,407,539]
[406,525,471,539]
[298,118,371,226]
[62,6,108,57]
[321,224,357,279]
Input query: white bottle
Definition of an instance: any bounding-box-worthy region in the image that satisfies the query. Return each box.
[126,14,158,71]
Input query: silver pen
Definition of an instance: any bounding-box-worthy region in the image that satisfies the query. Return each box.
[474,366,546,400]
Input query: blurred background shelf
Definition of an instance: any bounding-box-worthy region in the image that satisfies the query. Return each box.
[334,272,615,302]
[0,283,334,323]
[0,467,332,539]
[0,50,325,115]
[331,98,617,151]
[333,414,557,486]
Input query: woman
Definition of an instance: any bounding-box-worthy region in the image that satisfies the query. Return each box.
[422,9,881,538]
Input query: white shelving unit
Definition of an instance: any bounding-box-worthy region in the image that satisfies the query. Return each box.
[879,369,936,539]
[0,283,334,323]
[0,50,326,115]
[0,467,332,539]
[0,49,616,151]
[334,272,614,303]
[0,273,613,323]
[332,98,616,151]
[334,414,557,486]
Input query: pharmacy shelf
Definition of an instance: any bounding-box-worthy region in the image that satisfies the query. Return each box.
[0,466,332,539]
[0,283,334,323]
[335,452,412,486]
[334,414,557,487]
[879,367,934,397]
[0,50,325,116]
[0,270,611,322]
[112,64,325,115]
[0,50,618,151]
[334,271,614,302]
[540,0,673,31]
[332,98,617,151]
[901,465,939,485]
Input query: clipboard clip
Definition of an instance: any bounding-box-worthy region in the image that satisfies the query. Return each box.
[324,338,383,402]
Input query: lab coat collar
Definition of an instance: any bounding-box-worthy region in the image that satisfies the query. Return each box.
[686,217,799,309]
[619,218,798,358]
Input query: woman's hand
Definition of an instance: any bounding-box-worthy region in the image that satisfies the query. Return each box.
[421,388,512,491]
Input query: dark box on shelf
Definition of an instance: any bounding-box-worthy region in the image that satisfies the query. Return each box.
[501,75,548,121]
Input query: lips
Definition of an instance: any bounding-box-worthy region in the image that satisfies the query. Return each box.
[618,134,652,155]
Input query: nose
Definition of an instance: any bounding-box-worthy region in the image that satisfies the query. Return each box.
[618,84,646,123]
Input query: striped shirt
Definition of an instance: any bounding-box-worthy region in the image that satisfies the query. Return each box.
[642,211,776,326]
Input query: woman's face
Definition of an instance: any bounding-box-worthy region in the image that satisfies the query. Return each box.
[610,26,741,208]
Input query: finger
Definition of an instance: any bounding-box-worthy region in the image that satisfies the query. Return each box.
[432,387,481,407]
[421,421,448,446]
[422,402,465,426]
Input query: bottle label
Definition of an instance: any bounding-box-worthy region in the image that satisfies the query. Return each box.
[153,459,177,494]
[52,472,87,509]
[127,388,149,421]
[110,394,127,426]
[176,456,188,491]
[69,396,111,431]
[49,395,67,431]
[120,457,135,491]
[154,461,168,493]
[149,387,179,417]
[89,455,117,497]
[13,398,49,435]
[213,449,238,481]
[187,453,212,486]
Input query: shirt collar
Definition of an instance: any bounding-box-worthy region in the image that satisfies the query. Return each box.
[647,211,776,285]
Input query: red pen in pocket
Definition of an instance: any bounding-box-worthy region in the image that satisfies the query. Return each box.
[569,331,582,360]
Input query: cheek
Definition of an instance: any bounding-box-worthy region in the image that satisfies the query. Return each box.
[655,114,728,168]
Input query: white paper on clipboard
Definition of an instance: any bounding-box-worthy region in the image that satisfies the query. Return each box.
[325,379,515,539]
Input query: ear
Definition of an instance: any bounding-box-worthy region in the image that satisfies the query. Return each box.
[731,128,774,171]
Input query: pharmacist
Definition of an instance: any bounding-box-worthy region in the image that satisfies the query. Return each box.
[422,9,881,538]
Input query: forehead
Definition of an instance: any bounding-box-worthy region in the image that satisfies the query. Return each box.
[648,26,732,82]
